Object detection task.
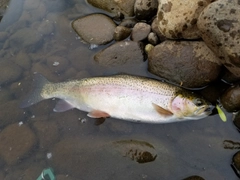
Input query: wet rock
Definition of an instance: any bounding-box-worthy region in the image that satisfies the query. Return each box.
[72,14,116,45]
[131,22,151,42]
[197,0,240,77]
[37,20,54,35]
[148,32,159,45]
[182,175,205,180]
[33,121,59,150]
[134,0,158,20]
[119,18,138,28]
[222,69,240,84]
[0,59,22,85]
[94,40,144,67]
[113,26,131,41]
[151,18,166,42]
[46,56,69,74]
[87,0,136,17]
[148,40,221,88]
[0,123,36,165]
[0,88,12,103]
[13,51,32,70]
[232,151,240,177]
[0,100,26,127]
[9,27,43,52]
[157,0,211,39]
[220,84,240,112]
[233,112,240,131]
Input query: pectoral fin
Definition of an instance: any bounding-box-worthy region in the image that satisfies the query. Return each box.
[53,100,74,112]
[152,103,173,117]
[87,110,110,118]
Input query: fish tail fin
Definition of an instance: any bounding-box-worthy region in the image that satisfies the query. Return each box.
[20,73,51,108]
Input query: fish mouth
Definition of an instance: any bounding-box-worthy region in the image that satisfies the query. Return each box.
[196,105,214,116]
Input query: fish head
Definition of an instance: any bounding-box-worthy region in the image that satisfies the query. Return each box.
[171,93,214,120]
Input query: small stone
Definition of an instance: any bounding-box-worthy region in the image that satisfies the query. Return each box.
[220,84,240,112]
[134,0,158,20]
[37,20,54,35]
[113,26,131,41]
[131,22,151,42]
[148,32,159,45]
[119,18,138,28]
[94,41,144,67]
[72,14,116,45]
[157,0,211,39]
[0,123,36,165]
[145,44,154,55]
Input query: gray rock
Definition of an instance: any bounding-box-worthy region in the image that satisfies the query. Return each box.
[87,0,136,17]
[72,14,116,45]
[157,0,211,39]
[131,22,151,42]
[113,26,131,41]
[9,27,43,52]
[37,20,54,35]
[220,84,240,112]
[134,0,158,20]
[94,40,144,67]
[0,123,36,165]
[197,0,240,77]
[148,40,221,88]
[148,32,159,45]
[0,59,22,85]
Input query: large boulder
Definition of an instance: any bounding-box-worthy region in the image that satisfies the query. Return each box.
[148,40,221,88]
[197,0,240,77]
[157,0,211,39]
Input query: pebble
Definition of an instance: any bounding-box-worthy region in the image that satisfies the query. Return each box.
[113,26,131,41]
[131,22,151,42]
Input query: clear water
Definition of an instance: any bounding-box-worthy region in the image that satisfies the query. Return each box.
[0,0,239,179]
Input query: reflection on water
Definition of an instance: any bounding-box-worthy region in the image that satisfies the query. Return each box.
[0,0,239,179]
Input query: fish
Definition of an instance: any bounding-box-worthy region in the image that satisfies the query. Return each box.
[20,73,214,123]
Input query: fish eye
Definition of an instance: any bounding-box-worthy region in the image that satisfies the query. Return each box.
[194,98,204,106]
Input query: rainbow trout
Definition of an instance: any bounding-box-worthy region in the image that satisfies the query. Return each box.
[20,74,213,123]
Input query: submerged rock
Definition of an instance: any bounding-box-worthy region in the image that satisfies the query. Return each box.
[0,59,22,85]
[94,40,144,67]
[220,84,240,112]
[134,0,158,20]
[157,0,211,39]
[87,0,136,17]
[72,14,116,45]
[148,40,221,88]
[197,0,240,77]
[0,123,36,165]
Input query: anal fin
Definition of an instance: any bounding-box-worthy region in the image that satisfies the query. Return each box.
[53,100,74,112]
[87,110,110,119]
[152,103,173,117]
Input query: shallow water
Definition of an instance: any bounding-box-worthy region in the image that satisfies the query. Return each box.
[0,0,239,179]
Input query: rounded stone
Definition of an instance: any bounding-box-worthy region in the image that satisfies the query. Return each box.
[197,0,240,77]
[113,26,131,41]
[119,18,138,28]
[148,40,221,88]
[0,123,36,165]
[157,0,211,39]
[148,32,159,45]
[220,84,240,112]
[94,41,144,67]
[134,0,158,20]
[131,22,151,42]
[0,60,22,85]
[72,14,116,45]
